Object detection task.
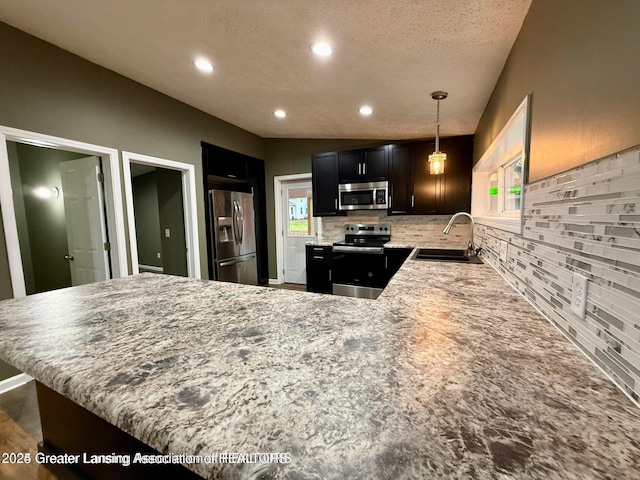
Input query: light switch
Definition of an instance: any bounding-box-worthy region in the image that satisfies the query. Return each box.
[157,252,161,259]
[165,229,171,238]
[571,273,588,319]
[499,241,508,262]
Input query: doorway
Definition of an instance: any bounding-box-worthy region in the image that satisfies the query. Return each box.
[122,151,200,278]
[274,174,318,285]
[5,142,110,295]
[0,125,128,298]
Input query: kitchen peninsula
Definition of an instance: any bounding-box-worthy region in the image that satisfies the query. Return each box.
[0,256,638,479]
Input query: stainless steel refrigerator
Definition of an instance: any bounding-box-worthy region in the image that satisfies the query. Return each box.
[209,189,258,285]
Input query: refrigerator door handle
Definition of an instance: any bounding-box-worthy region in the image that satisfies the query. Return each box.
[219,258,240,267]
[236,201,244,243]
[220,253,256,267]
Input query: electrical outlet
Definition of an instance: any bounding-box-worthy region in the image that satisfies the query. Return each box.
[499,241,508,262]
[157,252,161,259]
[571,273,588,319]
[165,228,171,238]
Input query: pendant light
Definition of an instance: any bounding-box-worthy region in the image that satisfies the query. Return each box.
[428,91,448,175]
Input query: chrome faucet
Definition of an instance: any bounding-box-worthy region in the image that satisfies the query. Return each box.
[443,212,475,253]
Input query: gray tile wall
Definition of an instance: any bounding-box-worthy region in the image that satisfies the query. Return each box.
[474,147,640,403]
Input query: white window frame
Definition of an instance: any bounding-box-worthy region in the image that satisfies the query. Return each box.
[472,95,530,234]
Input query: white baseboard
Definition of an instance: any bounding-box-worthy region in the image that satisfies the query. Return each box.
[0,373,33,395]
[268,279,282,285]
[138,264,164,273]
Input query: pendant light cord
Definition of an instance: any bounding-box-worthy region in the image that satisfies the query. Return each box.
[435,99,441,153]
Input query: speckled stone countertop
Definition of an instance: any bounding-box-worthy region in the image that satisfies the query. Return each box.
[1,255,639,479]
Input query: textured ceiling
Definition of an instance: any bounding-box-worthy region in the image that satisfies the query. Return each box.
[0,0,531,139]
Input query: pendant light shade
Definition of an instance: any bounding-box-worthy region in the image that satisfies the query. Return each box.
[428,91,448,175]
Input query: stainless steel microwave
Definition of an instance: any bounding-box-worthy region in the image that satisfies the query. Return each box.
[338,181,389,210]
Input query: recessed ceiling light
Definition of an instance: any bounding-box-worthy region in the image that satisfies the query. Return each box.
[310,43,333,56]
[194,58,214,73]
[359,106,374,116]
[274,110,287,118]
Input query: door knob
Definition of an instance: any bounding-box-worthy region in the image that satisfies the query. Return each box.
[64,254,74,261]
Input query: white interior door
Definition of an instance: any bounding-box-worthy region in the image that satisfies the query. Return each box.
[282,181,316,284]
[59,156,110,285]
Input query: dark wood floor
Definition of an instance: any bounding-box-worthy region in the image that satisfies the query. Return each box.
[268,282,306,292]
[0,381,63,480]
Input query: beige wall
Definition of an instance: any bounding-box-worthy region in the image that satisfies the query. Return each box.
[0,22,265,298]
[474,0,640,182]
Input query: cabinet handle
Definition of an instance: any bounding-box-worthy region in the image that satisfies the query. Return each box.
[385,257,388,269]
[411,195,415,207]
[358,163,362,175]
[313,256,324,260]
[363,162,366,175]
[389,194,392,208]
[329,270,332,282]
[313,247,323,251]
[334,198,338,209]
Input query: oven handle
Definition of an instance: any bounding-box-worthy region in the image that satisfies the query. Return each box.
[332,246,384,254]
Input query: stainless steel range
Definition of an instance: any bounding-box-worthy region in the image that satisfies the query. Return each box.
[332,223,391,299]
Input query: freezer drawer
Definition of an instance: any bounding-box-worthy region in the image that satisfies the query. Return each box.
[215,253,258,285]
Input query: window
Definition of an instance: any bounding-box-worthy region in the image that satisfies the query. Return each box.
[287,188,314,236]
[472,95,530,233]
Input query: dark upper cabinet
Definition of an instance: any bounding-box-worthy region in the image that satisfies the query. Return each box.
[337,146,388,183]
[412,141,440,214]
[312,152,345,217]
[311,136,472,217]
[408,135,474,215]
[203,145,248,181]
[388,144,413,214]
[337,150,362,183]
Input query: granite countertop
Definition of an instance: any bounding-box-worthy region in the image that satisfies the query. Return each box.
[1,256,639,479]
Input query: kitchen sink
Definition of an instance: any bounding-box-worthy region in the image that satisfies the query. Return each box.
[412,248,483,264]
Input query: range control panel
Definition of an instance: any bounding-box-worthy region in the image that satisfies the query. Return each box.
[343,223,391,235]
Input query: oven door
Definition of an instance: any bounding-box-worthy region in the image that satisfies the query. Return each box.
[332,248,387,299]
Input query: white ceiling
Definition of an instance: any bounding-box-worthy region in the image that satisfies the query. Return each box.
[0,0,531,140]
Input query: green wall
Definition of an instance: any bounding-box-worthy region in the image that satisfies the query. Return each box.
[156,168,188,277]
[474,0,640,182]
[0,21,265,299]
[0,359,21,381]
[132,171,163,268]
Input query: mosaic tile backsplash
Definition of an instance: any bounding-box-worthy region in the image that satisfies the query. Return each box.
[474,147,640,404]
[320,212,470,249]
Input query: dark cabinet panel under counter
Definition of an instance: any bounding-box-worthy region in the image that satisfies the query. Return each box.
[306,245,333,294]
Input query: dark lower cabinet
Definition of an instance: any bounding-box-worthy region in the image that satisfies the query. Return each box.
[306,245,332,294]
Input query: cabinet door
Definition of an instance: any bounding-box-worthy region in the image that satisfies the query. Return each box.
[438,136,473,214]
[412,141,440,214]
[312,152,344,216]
[306,246,332,294]
[203,142,248,181]
[388,144,413,214]
[412,136,473,214]
[363,146,388,181]
[337,150,363,183]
